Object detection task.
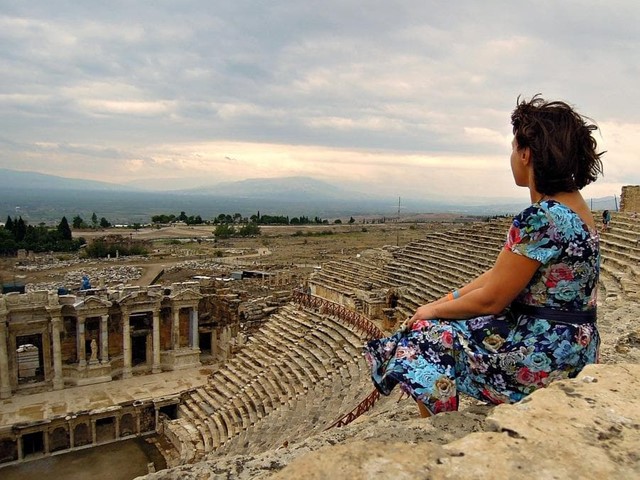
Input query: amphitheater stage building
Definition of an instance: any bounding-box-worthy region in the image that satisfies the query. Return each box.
[0,365,210,466]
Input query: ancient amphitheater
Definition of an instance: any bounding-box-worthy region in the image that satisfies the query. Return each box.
[1,202,639,478]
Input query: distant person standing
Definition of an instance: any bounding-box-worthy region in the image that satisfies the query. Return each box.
[602,209,611,232]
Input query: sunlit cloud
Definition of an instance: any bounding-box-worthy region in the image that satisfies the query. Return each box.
[0,1,638,206]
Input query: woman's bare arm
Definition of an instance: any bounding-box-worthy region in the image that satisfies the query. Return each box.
[408,249,540,324]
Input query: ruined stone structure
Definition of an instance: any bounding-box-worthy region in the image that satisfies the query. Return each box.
[2,209,639,477]
[620,185,640,213]
[0,277,295,465]
[0,283,203,398]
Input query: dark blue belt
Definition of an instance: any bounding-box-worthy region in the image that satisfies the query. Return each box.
[511,302,597,325]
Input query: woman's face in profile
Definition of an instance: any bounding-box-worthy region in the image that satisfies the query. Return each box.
[510,137,528,187]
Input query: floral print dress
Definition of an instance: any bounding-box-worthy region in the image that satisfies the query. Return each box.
[364,200,600,414]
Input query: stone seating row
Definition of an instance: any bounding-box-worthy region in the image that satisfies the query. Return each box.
[164,303,368,464]
[392,213,640,309]
[386,263,454,300]
[414,230,503,258]
[309,260,393,295]
[600,254,639,299]
[598,215,640,300]
[324,258,392,286]
[306,220,505,312]
[399,245,490,277]
[211,356,371,458]
[388,252,484,289]
[418,235,499,267]
[602,226,640,244]
[607,212,640,236]
[600,237,640,263]
[380,221,509,311]
[393,249,475,282]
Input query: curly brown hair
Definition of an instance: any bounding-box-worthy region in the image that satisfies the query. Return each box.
[511,95,605,195]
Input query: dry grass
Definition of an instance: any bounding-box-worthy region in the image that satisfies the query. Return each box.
[0,220,474,289]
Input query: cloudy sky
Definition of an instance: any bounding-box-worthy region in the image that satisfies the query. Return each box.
[1,1,638,202]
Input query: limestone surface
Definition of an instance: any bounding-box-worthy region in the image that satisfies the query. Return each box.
[271,363,640,480]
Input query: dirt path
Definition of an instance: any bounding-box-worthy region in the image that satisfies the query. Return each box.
[134,263,166,286]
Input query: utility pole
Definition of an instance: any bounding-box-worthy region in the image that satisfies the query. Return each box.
[396,196,401,247]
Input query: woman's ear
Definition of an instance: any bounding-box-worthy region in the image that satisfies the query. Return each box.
[520,147,531,166]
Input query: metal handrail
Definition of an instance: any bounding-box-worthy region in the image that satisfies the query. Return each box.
[292,289,384,340]
[325,388,380,430]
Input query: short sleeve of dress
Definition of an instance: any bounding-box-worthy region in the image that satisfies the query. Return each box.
[504,204,561,264]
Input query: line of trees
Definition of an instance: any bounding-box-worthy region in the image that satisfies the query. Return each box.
[72,212,112,229]
[83,236,148,258]
[151,211,358,227]
[0,216,85,255]
[151,211,203,225]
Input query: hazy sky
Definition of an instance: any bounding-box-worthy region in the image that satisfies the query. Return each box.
[1,1,638,202]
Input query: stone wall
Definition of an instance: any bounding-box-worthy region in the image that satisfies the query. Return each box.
[620,185,640,212]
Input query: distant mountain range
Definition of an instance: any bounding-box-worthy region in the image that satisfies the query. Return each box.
[181,176,369,202]
[0,168,617,224]
[0,168,134,192]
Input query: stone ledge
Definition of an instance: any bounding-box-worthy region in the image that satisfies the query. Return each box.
[271,363,640,480]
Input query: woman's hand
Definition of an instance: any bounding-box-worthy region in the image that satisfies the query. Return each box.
[402,304,438,330]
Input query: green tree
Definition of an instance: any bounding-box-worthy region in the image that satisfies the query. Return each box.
[214,223,235,239]
[99,217,111,228]
[57,216,73,240]
[186,215,204,225]
[15,217,26,241]
[5,216,14,234]
[349,216,355,224]
[91,212,98,228]
[72,215,85,229]
[0,228,17,255]
[151,214,176,224]
[238,223,261,236]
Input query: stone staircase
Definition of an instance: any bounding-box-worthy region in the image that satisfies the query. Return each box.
[598,211,640,300]
[387,221,507,317]
[162,303,369,466]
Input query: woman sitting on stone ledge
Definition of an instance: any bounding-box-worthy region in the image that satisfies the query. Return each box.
[364,95,604,417]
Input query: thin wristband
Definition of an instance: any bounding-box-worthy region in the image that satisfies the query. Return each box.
[447,292,454,301]
[452,289,460,299]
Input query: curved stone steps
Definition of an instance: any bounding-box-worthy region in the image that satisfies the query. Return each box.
[210,356,370,458]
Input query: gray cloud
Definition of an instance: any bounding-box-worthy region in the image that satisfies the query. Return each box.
[0,1,638,198]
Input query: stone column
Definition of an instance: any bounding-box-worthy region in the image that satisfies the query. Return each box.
[172,308,180,350]
[91,419,97,445]
[51,317,64,390]
[69,422,75,448]
[152,311,160,373]
[210,330,218,358]
[122,310,132,379]
[0,319,11,399]
[100,315,109,364]
[77,316,86,367]
[43,429,50,454]
[190,308,199,350]
[222,326,230,360]
[17,435,23,460]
